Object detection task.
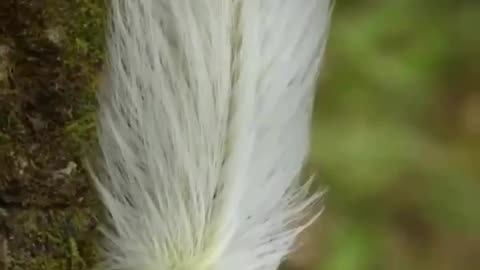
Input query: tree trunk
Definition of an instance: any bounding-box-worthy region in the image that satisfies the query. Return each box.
[0,1,105,269]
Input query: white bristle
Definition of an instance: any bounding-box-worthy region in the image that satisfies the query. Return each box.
[90,1,332,270]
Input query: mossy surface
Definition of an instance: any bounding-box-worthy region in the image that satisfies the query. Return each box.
[0,0,105,269]
[6,208,99,270]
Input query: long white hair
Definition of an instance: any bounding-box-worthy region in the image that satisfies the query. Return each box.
[90,1,331,270]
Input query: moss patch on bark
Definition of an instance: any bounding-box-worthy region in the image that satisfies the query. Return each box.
[0,0,105,269]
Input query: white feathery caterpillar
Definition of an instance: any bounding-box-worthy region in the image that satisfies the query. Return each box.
[89,1,332,270]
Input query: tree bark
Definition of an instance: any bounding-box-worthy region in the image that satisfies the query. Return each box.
[0,1,105,269]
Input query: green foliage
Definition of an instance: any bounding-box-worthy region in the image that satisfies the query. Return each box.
[304,1,480,269]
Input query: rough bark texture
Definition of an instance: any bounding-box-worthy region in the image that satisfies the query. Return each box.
[0,0,105,269]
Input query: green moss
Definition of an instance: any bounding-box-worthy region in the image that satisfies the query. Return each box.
[65,112,96,148]
[68,237,87,270]
[1,1,106,269]
[8,208,99,270]
[47,0,107,71]
[43,0,106,151]
[20,257,68,270]
[0,132,9,145]
[64,2,105,153]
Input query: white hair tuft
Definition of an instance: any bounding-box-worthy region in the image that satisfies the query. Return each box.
[90,1,332,270]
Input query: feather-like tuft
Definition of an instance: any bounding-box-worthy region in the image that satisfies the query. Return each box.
[90,1,332,270]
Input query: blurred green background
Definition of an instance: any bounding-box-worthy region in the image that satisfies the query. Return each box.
[287,1,480,270]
